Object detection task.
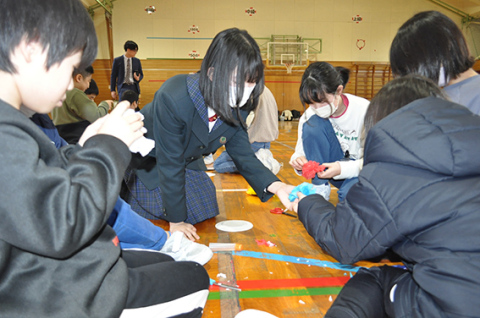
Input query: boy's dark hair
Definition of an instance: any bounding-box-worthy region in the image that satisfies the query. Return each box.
[364,74,446,135]
[73,65,94,78]
[0,0,97,74]
[390,10,475,83]
[124,41,138,52]
[335,66,350,89]
[199,28,265,128]
[85,79,99,95]
[121,90,139,104]
[299,62,342,109]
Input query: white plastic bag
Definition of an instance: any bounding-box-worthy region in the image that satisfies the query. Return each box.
[255,148,282,175]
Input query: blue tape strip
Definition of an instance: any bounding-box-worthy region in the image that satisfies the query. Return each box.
[233,250,362,272]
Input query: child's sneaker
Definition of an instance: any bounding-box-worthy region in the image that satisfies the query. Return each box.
[160,232,213,265]
[312,183,331,201]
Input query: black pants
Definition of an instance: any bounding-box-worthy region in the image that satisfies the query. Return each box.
[121,250,210,318]
[325,266,408,318]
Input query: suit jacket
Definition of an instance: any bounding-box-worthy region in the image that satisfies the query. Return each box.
[134,74,280,222]
[110,55,143,94]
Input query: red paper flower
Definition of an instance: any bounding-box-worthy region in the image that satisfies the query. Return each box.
[302,161,326,179]
[255,239,276,247]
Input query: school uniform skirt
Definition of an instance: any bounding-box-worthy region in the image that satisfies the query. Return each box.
[122,168,219,224]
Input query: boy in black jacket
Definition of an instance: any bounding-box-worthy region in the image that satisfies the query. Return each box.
[0,0,209,317]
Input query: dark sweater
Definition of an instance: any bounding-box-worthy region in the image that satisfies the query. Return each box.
[0,100,131,317]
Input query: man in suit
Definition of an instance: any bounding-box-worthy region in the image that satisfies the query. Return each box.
[110,40,143,101]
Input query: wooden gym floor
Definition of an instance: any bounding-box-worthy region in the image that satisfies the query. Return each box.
[151,120,399,317]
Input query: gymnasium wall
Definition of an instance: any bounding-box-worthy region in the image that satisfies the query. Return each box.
[89,0,474,111]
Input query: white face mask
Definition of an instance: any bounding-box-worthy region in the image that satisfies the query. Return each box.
[311,94,338,118]
[438,66,450,87]
[228,84,256,107]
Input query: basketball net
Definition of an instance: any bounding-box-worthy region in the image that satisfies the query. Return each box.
[284,63,293,74]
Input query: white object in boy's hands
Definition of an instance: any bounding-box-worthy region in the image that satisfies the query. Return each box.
[160,231,213,265]
[123,108,155,156]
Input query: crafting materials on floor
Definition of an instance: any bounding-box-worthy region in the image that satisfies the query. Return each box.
[209,278,242,291]
[209,243,243,252]
[215,220,253,232]
[255,239,277,247]
[270,207,297,218]
[302,161,326,179]
[246,187,257,195]
[233,251,362,272]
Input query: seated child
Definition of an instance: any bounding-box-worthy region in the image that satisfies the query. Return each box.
[121,89,141,111]
[0,1,209,317]
[289,62,370,202]
[51,65,114,144]
[84,78,99,101]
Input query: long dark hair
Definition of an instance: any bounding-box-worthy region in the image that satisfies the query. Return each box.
[199,28,264,127]
[299,62,343,112]
[390,10,474,83]
[364,74,447,136]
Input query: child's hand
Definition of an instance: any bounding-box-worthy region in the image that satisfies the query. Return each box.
[316,161,341,179]
[98,101,144,147]
[289,155,308,171]
[104,100,115,111]
[291,193,306,213]
[267,181,296,211]
[170,222,200,241]
[78,116,107,146]
[297,192,306,200]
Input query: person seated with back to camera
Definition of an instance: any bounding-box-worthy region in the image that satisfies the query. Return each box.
[121,89,141,112]
[389,10,480,114]
[84,78,99,101]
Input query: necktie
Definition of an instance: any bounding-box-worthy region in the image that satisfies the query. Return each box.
[208,114,218,122]
[125,58,132,84]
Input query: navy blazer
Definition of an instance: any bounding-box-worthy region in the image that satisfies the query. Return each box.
[135,74,279,222]
[110,55,143,94]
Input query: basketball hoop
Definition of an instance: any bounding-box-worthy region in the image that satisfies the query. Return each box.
[284,63,293,74]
